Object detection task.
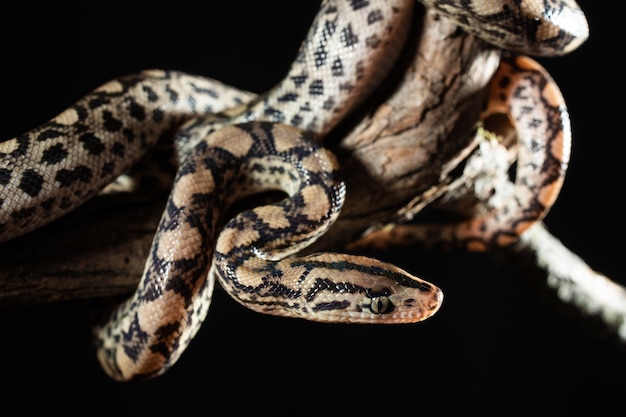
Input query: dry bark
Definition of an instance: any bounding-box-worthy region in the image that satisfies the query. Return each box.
[1,9,624,340]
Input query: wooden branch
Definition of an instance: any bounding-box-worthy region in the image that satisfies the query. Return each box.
[0,193,161,305]
[502,222,626,341]
[309,8,501,251]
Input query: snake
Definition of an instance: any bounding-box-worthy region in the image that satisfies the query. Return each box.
[0,0,588,381]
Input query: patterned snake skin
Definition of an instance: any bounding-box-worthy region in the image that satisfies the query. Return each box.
[0,0,588,381]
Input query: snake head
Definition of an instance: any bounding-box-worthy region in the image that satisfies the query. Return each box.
[356,259,444,324]
[275,253,444,324]
[417,0,589,56]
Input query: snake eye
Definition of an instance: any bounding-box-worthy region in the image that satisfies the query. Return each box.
[370,296,393,315]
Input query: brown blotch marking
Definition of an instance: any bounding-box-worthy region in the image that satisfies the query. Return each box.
[18,169,44,197]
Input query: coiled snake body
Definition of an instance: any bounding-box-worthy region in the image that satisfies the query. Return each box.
[0,0,588,380]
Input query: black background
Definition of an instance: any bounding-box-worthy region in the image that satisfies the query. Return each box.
[0,1,623,415]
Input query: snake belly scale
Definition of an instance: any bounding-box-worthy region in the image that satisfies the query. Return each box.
[0,0,588,381]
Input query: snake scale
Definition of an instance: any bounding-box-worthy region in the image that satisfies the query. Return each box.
[0,0,588,381]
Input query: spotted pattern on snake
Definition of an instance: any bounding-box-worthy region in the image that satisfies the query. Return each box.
[174,0,414,157]
[0,0,588,381]
[418,0,589,56]
[0,0,414,241]
[0,71,260,239]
